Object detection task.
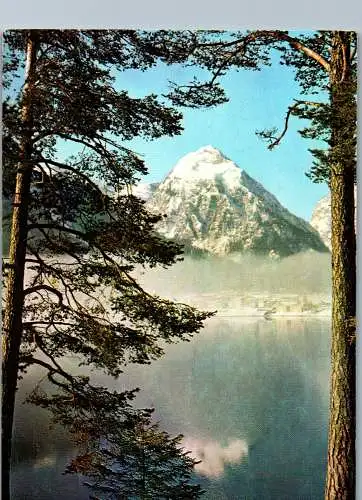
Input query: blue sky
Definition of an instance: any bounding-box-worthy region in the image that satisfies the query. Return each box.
[7,32,329,222]
[113,50,329,221]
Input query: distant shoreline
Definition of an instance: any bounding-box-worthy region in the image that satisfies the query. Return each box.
[172,292,332,320]
[215,311,331,319]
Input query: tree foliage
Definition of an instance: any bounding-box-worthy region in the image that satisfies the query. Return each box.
[2,29,213,498]
[143,29,356,500]
[28,377,203,498]
[139,30,357,184]
[111,28,356,499]
[3,28,212,381]
[2,29,357,500]
[64,411,203,499]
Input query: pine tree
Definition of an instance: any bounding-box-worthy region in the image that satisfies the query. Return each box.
[3,29,357,499]
[2,30,213,500]
[138,29,357,499]
[63,411,204,499]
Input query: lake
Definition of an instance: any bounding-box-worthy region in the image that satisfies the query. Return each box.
[11,317,331,499]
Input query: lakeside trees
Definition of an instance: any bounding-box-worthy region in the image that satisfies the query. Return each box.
[2,30,212,500]
[2,29,357,500]
[64,412,203,499]
[140,29,356,499]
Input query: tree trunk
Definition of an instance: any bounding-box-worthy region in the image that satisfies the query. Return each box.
[2,31,38,500]
[325,31,356,500]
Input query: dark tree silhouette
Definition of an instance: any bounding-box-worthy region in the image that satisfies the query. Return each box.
[64,413,203,499]
[136,29,356,499]
[2,30,213,500]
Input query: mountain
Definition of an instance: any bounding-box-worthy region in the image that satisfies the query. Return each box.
[310,187,356,251]
[146,145,329,257]
[310,194,331,250]
[130,182,160,201]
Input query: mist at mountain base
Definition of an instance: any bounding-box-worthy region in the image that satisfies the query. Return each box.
[136,251,331,298]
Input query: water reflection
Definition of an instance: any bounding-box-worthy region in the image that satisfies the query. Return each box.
[12,318,330,499]
[183,437,248,478]
[118,317,330,499]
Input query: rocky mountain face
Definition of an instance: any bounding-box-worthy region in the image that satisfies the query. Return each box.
[146,145,329,257]
[310,187,356,251]
[130,182,160,201]
[310,194,332,251]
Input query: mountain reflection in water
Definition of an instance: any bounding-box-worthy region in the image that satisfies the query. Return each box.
[12,317,330,499]
[184,437,249,478]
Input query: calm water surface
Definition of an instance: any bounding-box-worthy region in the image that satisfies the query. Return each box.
[12,317,331,499]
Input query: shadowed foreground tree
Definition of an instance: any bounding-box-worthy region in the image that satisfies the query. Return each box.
[28,376,203,499]
[3,29,356,500]
[64,412,203,499]
[138,29,356,499]
[2,29,212,500]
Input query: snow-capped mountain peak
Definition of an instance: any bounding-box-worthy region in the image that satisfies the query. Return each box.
[147,146,329,257]
[310,194,331,250]
[310,186,356,251]
[169,145,242,191]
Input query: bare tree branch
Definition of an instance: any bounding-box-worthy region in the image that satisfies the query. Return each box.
[271,31,330,72]
[23,321,75,327]
[27,223,88,239]
[198,31,330,72]
[23,284,63,306]
[259,99,325,150]
[39,156,110,209]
